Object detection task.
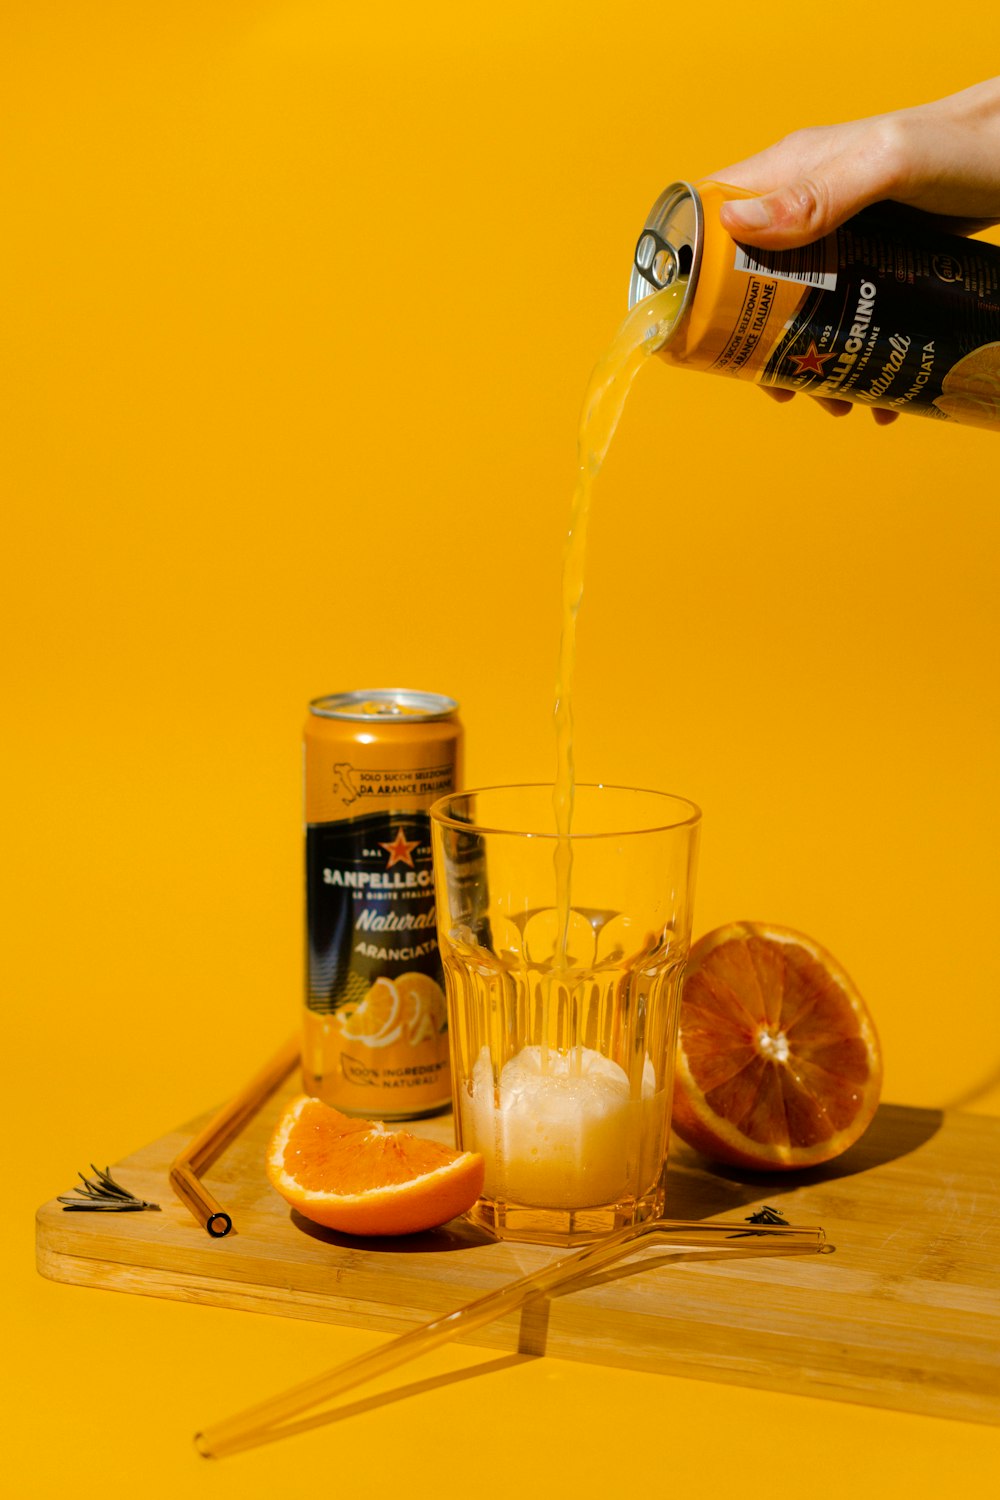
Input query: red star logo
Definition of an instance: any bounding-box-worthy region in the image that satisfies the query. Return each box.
[378,827,420,868]
[787,340,838,377]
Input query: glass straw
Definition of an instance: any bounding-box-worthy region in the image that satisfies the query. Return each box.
[169,1034,299,1237]
[196,1216,827,1457]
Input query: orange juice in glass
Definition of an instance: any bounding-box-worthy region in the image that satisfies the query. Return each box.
[431,784,700,1246]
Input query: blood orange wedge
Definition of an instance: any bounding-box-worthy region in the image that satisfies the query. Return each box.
[266,1095,484,1236]
[673,922,882,1170]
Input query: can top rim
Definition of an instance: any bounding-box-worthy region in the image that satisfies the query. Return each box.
[309,689,459,723]
[629,179,702,319]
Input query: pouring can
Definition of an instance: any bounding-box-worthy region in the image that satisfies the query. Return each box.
[630,180,1000,427]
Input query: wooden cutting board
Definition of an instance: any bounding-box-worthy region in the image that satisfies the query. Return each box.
[36,1083,1000,1425]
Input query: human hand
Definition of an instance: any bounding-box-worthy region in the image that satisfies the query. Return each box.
[711,78,1000,423]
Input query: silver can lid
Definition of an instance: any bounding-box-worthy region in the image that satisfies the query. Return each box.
[628,181,703,331]
[309,689,459,723]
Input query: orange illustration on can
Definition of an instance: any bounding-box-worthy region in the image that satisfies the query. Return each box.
[631,181,1000,428]
[303,690,462,1118]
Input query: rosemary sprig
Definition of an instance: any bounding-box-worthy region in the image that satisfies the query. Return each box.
[58,1164,160,1213]
[745,1204,790,1226]
[727,1204,793,1237]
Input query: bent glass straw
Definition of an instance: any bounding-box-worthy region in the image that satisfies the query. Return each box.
[196,1217,827,1458]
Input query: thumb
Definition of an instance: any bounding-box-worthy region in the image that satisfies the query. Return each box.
[719,176,858,248]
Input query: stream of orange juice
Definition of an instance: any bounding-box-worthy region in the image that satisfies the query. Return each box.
[551,282,684,973]
[443,286,691,1219]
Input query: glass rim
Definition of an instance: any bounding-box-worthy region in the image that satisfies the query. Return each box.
[429,782,701,840]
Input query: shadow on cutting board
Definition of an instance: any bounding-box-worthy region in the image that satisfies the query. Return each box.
[665,1101,944,1217]
[287,1103,942,1248]
[289,1208,497,1254]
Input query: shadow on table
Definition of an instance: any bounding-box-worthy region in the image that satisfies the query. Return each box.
[289,1103,943,1254]
[665,1100,944,1217]
[289,1209,496,1253]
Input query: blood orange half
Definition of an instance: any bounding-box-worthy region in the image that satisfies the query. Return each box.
[673,922,882,1170]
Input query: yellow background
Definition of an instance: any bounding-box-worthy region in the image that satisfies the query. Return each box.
[4,3,998,1494]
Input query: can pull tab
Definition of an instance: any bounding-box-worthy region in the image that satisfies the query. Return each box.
[634,229,692,292]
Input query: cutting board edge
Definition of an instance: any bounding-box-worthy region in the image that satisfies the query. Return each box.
[35,1226,1000,1429]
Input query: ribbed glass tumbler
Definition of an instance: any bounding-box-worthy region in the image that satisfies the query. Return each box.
[431,784,700,1245]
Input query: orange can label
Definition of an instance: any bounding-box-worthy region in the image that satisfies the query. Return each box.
[303,692,461,1119]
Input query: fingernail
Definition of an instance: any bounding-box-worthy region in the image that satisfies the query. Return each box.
[722,197,772,229]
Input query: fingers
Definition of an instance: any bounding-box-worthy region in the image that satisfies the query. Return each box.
[718,149,898,248]
[711,126,838,197]
[813,396,853,418]
[712,80,1000,246]
[719,183,833,247]
[711,117,903,246]
[762,388,898,424]
[764,386,851,416]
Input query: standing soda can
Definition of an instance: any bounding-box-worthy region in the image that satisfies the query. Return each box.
[303,690,462,1119]
[630,180,1000,428]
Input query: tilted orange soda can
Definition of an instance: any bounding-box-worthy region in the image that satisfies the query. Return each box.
[630,180,1000,428]
[303,690,462,1118]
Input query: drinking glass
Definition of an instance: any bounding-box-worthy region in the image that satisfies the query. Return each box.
[430,784,700,1245]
